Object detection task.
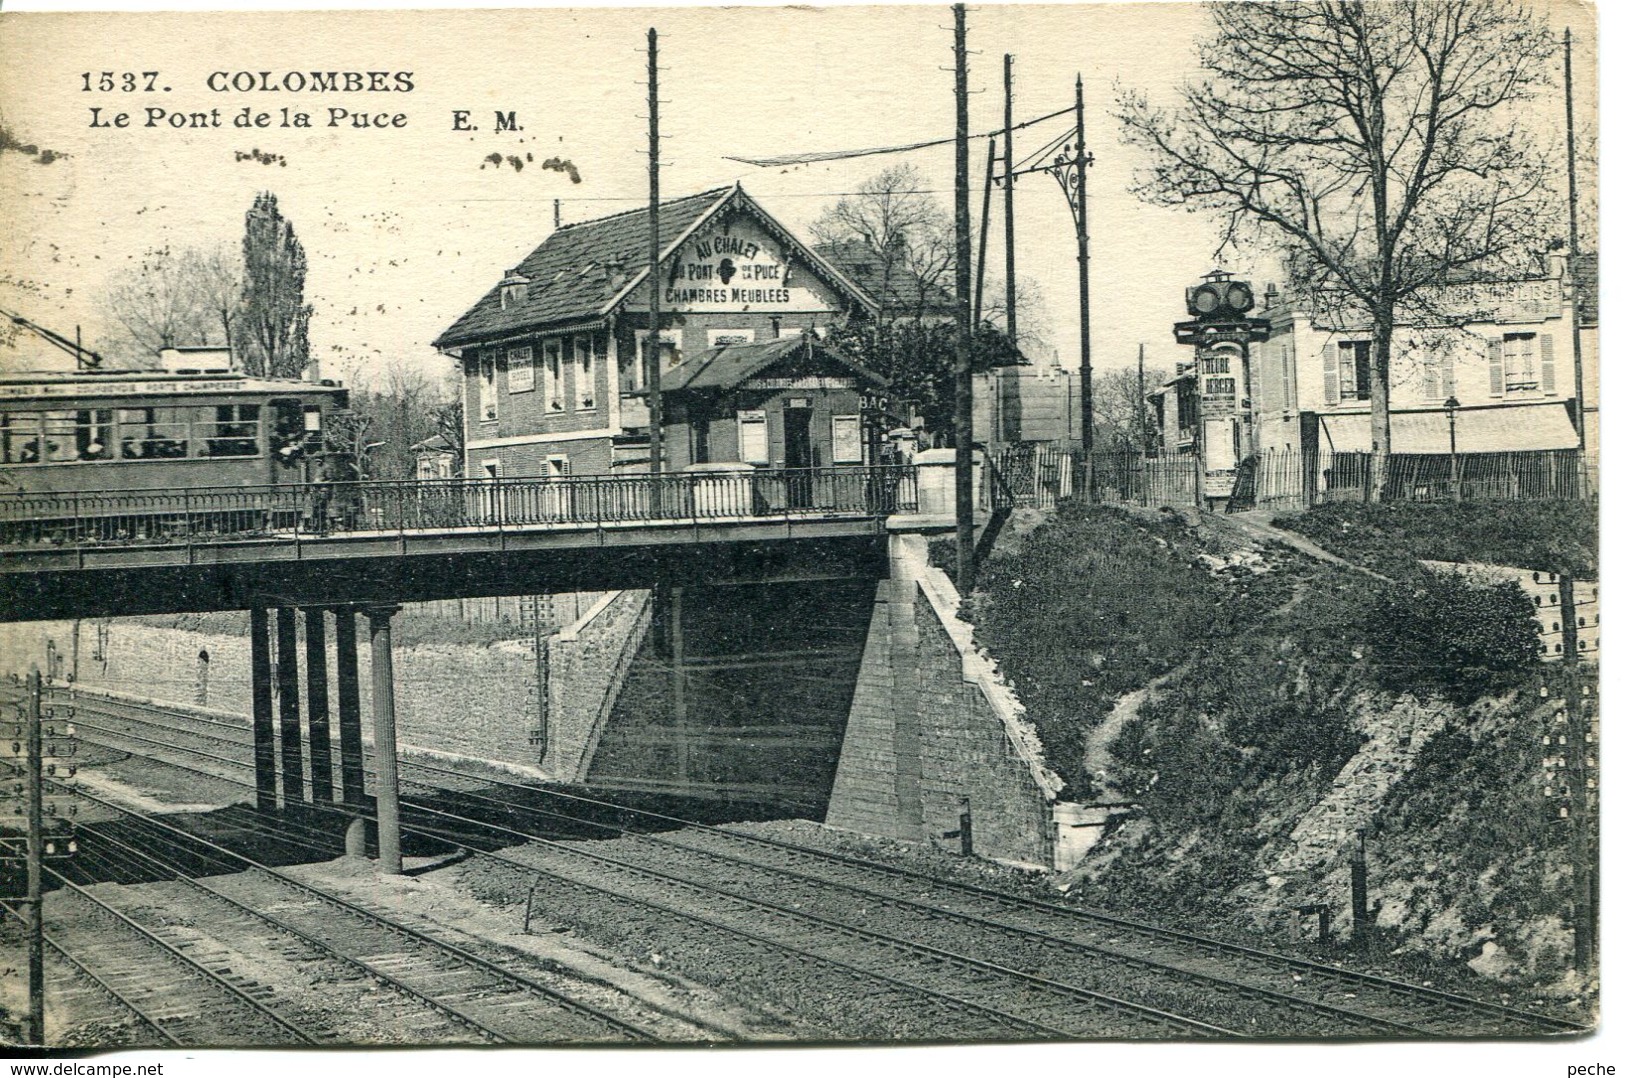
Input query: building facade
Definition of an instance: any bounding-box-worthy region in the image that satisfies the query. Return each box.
[434,184,877,478]
[657,336,889,472]
[1252,251,1593,478]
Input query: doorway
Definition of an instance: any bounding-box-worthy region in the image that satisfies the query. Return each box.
[784,403,813,508]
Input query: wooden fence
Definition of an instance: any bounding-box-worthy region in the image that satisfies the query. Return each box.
[987,444,1591,512]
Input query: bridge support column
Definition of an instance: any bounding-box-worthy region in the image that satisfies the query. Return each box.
[275,607,305,805]
[669,586,690,786]
[334,607,365,806]
[303,607,334,805]
[249,607,277,811]
[365,604,403,874]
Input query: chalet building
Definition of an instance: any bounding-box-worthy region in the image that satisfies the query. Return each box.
[433,184,878,478]
[657,336,889,471]
[1252,248,1595,469]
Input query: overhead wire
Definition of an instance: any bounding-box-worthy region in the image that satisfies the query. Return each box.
[722,104,1074,167]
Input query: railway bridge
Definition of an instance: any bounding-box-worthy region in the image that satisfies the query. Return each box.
[1,463,991,873]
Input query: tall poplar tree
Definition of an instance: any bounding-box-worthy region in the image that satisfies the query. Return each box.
[237,192,313,379]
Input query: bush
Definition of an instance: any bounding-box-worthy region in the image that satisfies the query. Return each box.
[1361,572,1542,705]
[1276,501,1598,579]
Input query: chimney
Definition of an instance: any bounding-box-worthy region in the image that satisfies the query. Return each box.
[604,257,627,296]
[499,269,531,310]
[1264,282,1280,310]
[1546,239,1570,282]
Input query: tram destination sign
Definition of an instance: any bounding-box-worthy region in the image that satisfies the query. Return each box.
[0,379,251,399]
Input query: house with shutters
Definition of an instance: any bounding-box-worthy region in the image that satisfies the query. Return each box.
[432,184,879,479]
[1250,248,1593,485]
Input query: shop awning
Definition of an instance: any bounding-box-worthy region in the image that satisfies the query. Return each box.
[1318,402,1578,454]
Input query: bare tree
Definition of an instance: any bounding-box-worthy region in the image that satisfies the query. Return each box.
[101,244,240,363]
[811,164,954,324]
[982,274,1053,358]
[1094,364,1170,453]
[1118,1,1558,498]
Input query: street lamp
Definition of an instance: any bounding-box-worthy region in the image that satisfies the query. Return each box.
[1443,395,1461,503]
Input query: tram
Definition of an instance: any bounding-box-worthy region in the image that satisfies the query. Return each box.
[0,359,349,545]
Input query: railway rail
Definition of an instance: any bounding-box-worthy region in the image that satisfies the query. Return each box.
[50,686,1592,1041]
[55,787,672,1046]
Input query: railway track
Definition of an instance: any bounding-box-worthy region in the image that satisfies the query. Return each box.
[29,874,319,1047]
[58,787,679,1046]
[446,777,1589,1040]
[57,687,1592,1040]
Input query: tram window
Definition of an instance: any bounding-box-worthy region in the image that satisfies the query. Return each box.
[117,407,189,459]
[43,412,79,462]
[75,410,114,461]
[202,404,261,457]
[1,414,42,464]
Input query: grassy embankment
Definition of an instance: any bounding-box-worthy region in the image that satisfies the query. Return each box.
[962,499,1592,987]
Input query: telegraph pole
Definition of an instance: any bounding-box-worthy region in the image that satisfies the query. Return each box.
[1074,76,1093,452]
[646,28,664,485]
[952,4,975,594]
[1003,53,1017,347]
[974,138,995,327]
[26,668,44,1046]
[1563,28,1588,489]
[1137,344,1147,453]
[1045,76,1094,454]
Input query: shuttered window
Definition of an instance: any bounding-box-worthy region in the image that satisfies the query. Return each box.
[738,409,769,464]
[1338,341,1371,400]
[1502,333,1537,391]
[832,414,863,464]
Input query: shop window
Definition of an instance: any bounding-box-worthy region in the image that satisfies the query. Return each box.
[1339,341,1371,400]
[508,345,535,394]
[478,353,499,422]
[738,409,769,464]
[831,414,863,464]
[574,337,595,410]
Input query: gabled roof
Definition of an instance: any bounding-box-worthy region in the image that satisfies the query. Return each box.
[658,336,887,394]
[434,185,876,351]
[814,240,955,316]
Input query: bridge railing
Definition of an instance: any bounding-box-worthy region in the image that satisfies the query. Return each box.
[0,465,917,550]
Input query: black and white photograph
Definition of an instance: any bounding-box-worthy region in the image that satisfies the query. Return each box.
[0,0,1609,1069]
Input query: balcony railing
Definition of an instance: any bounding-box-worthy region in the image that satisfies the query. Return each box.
[0,466,918,552]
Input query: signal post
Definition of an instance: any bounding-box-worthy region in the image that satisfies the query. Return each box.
[1173,271,1270,511]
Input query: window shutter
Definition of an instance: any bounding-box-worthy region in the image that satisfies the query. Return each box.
[1322,340,1339,405]
[1540,334,1557,393]
[1422,357,1439,401]
[1442,352,1457,397]
[1488,338,1504,396]
[738,410,769,464]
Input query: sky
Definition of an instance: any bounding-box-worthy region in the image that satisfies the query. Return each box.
[0,1,1595,391]
[0,4,1616,1076]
